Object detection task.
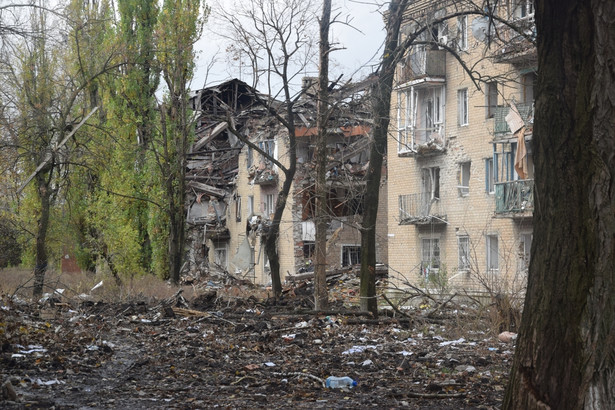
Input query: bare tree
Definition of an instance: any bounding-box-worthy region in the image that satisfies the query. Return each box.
[313,0,332,310]
[217,0,317,298]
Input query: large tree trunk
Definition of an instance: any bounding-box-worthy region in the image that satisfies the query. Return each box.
[314,0,331,311]
[32,174,51,298]
[504,1,615,408]
[360,0,405,315]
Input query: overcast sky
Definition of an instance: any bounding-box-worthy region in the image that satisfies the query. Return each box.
[191,0,386,93]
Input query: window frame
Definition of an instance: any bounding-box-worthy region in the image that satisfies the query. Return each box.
[264,193,275,218]
[486,234,499,273]
[421,237,441,272]
[457,16,468,51]
[458,235,470,271]
[235,196,242,222]
[341,245,361,267]
[458,88,469,126]
[486,81,498,119]
[458,161,471,197]
[485,158,495,194]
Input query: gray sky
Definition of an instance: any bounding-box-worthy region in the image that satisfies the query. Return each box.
[191,0,386,92]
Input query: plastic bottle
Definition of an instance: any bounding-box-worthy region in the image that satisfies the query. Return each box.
[325,376,357,389]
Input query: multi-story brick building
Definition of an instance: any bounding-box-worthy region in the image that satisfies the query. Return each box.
[187,78,387,285]
[387,0,536,295]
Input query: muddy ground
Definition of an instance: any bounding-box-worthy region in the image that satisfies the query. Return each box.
[1,281,515,409]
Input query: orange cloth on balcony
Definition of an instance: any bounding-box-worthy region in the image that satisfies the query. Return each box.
[514,127,528,179]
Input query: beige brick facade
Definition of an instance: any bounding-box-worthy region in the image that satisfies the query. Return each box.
[387,1,535,294]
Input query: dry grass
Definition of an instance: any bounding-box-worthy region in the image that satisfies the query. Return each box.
[0,268,201,303]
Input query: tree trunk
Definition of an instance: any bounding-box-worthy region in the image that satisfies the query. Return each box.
[314,0,331,311]
[360,0,405,315]
[33,173,51,298]
[504,1,615,408]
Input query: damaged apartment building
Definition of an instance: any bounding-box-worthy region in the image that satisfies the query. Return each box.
[186,77,387,285]
[387,0,535,294]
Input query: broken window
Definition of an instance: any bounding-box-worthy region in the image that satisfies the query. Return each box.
[247,146,253,169]
[513,0,534,20]
[341,245,361,267]
[486,235,499,273]
[458,162,471,197]
[214,245,228,269]
[263,193,275,218]
[259,140,275,165]
[458,236,470,271]
[235,196,242,222]
[457,16,467,51]
[397,86,445,153]
[521,72,536,104]
[519,232,532,272]
[485,158,495,193]
[247,195,254,217]
[458,88,468,126]
[303,242,315,259]
[421,238,440,271]
[421,167,440,200]
[486,81,498,119]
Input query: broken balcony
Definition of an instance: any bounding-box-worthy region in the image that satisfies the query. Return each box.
[398,126,446,157]
[401,48,446,83]
[495,179,534,216]
[250,166,278,185]
[494,18,537,65]
[494,103,534,137]
[398,193,447,225]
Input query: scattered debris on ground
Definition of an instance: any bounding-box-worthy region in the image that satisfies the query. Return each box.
[1,274,515,409]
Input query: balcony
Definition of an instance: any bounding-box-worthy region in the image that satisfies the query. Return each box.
[495,179,534,216]
[398,126,446,157]
[494,17,537,65]
[494,103,534,136]
[400,48,446,83]
[399,193,447,225]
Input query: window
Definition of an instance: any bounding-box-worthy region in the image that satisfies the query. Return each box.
[235,196,242,222]
[521,72,536,104]
[422,167,440,200]
[458,162,471,197]
[458,236,470,271]
[421,238,440,273]
[303,242,315,259]
[514,0,534,19]
[247,146,253,169]
[485,158,495,193]
[486,81,498,118]
[247,195,254,216]
[397,91,412,152]
[214,245,228,269]
[458,88,468,126]
[398,87,445,153]
[341,245,361,267]
[457,16,467,51]
[264,194,275,218]
[486,235,499,272]
[519,233,532,272]
[259,140,275,165]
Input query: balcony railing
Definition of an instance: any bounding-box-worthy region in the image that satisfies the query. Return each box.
[399,193,447,225]
[495,179,534,214]
[398,126,446,157]
[402,49,446,82]
[494,103,534,135]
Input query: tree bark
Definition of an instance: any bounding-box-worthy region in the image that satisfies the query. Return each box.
[504,1,615,408]
[33,173,51,298]
[360,0,406,315]
[314,0,331,311]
